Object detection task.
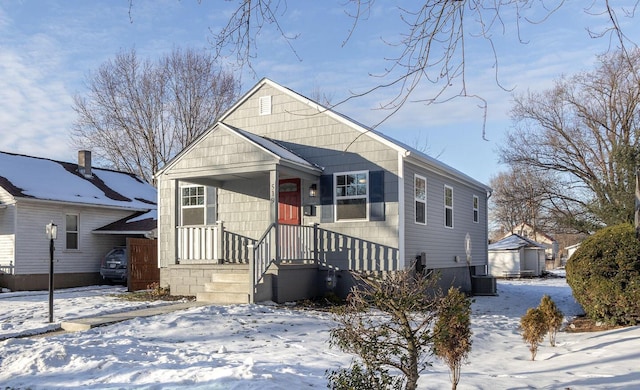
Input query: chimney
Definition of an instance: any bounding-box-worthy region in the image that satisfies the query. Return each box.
[78,150,92,178]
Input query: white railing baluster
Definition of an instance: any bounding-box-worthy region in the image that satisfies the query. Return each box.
[177,225,220,262]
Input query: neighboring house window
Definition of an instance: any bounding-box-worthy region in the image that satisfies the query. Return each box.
[473,195,479,223]
[181,186,205,225]
[415,175,426,224]
[335,171,368,220]
[444,185,453,228]
[66,214,79,250]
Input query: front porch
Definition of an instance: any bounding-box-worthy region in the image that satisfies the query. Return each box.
[163,221,399,303]
[169,222,320,303]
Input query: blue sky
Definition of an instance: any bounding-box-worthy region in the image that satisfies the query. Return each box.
[1,1,638,185]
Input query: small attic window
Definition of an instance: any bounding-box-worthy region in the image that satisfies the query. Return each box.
[259,95,272,115]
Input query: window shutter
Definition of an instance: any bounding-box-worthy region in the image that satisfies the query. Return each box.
[319,174,333,222]
[369,170,385,221]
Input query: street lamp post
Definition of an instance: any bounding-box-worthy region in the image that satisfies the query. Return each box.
[45,221,57,323]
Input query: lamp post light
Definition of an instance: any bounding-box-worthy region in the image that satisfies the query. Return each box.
[45,221,57,323]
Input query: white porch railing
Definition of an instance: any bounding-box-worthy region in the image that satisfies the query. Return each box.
[0,261,14,274]
[279,224,316,262]
[177,225,221,262]
[248,223,317,302]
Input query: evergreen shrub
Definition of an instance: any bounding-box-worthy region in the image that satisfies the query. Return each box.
[565,223,640,326]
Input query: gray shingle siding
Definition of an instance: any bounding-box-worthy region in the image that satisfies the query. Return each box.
[222,85,401,252]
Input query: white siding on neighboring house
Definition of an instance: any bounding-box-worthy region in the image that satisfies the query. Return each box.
[0,189,16,269]
[0,234,14,269]
[14,200,133,275]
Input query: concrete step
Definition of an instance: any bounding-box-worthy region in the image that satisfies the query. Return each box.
[210,272,249,283]
[196,291,250,304]
[203,281,248,293]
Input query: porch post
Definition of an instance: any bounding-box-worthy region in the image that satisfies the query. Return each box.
[216,220,224,264]
[269,170,280,263]
[313,223,319,264]
[248,243,255,303]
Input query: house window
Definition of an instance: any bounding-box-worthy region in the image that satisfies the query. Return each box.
[259,95,272,115]
[473,195,479,223]
[415,175,426,224]
[181,186,205,225]
[444,185,453,228]
[65,214,79,250]
[335,171,368,220]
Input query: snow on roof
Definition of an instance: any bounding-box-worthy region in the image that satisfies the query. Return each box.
[488,233,546,251]
[0,151,156,210]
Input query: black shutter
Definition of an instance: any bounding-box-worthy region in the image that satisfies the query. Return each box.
[369,170,385,221]
[319,174,334,222]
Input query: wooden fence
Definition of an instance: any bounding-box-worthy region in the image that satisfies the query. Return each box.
[127,238,159,292]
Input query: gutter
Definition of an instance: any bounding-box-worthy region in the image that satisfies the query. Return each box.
[15,196,154,213]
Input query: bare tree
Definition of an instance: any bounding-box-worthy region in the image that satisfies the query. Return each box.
[208,1,638,133]
[71,47,240,184]
[489,167,557,235]
[499,49,640,231]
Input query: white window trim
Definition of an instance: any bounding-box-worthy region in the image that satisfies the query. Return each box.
[473,195,479,223]
[65,213,80,251]
[444,185,454,229]
[180,185,206,226]
[334,170,369,222]
[414,174,427,225]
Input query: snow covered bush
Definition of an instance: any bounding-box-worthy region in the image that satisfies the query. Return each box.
[327,270,459,390]
[538,295,563,346]
[520,307,547,361]
[566,223,640,326]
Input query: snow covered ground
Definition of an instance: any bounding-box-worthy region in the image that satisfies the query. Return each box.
[1,276,639,389]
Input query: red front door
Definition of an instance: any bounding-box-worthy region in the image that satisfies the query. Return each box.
[278,178,301,225]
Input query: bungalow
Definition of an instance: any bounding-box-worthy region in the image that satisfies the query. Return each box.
[156,78,492,304]
[0,150,157,291]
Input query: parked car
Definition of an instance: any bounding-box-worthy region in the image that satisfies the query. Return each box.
[100,247,127,283]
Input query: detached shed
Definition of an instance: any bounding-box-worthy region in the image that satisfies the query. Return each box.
[488,233,546,278]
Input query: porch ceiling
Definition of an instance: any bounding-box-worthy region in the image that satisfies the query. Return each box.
[180,166,313,189]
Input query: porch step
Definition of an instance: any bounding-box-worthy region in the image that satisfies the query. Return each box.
[196,267,251,304]
[210,272,248,284]
[196,291,250,304]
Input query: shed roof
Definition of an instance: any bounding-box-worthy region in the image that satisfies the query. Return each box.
[488,233,546,251]
[93,210,157,235]
[0,151,156,210]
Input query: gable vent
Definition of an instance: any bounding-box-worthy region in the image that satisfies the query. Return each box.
[259,95,272,115]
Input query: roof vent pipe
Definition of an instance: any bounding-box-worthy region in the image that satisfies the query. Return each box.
[78,150,92,178]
